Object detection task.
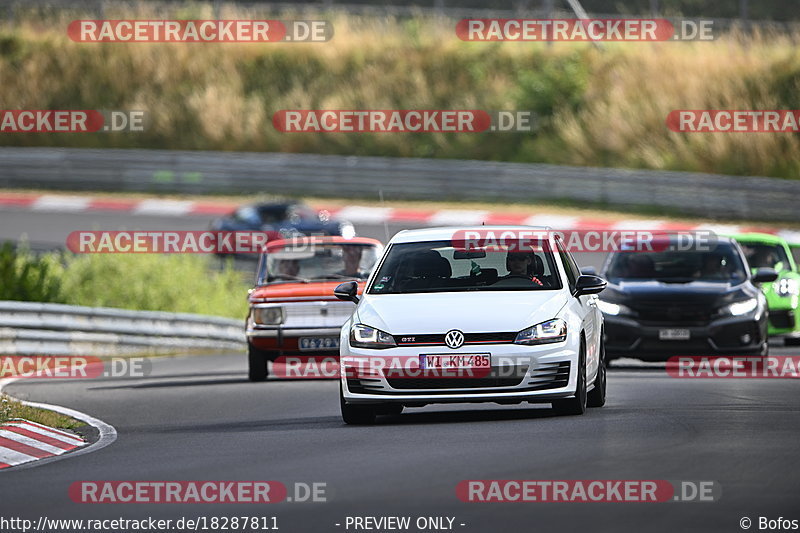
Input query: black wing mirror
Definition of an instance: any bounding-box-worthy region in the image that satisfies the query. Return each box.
[752,267,779,284]
[334,281,360,303]
[574,275,607,297]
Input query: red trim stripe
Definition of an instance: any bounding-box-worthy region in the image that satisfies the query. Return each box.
[0,436,51,459]
[0,462,10,469]
[14,420,82,441]
[2,426,79,451]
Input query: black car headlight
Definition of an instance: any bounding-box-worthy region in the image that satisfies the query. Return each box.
[514,319,567,345]
[597,299,634,317]
[718,298,758,317]
[350,324,396,349]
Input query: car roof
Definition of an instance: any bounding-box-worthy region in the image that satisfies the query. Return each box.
[264,236,380,252]
[728,232,788,246]
[388,226,552,244]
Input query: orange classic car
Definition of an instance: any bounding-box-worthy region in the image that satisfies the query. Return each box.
[246,236,383,381]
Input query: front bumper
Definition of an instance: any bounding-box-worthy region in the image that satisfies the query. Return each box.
[247,326,341,357]
[340,343,578,405]
[604,314,766,361]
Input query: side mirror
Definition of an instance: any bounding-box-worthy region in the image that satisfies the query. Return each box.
[752,267,779,284]
[580,266,597,276]
[574,275,607,297]
[334,281,360,303]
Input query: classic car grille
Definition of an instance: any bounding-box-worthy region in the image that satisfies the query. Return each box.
[282,301,354,328]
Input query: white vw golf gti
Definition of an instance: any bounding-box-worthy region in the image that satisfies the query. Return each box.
[334,226,607,424]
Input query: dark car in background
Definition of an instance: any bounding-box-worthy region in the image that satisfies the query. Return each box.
[597,236,778,362]
[210,200,355,244]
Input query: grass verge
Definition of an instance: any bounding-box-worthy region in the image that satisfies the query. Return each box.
[0,393,85,430]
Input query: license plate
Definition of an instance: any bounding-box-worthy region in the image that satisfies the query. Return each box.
[420,354,491,369]
[659,329,691,341]
[299,337,340,351]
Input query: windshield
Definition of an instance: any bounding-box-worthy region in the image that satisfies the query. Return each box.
[738,242,791,272]
[605,246,748,283]
[257,243,379,284]
[368,240,562,294]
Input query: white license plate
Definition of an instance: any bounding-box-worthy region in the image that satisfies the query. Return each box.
[659,329,691,341]
[420,354,491,369]
[299,337,339,351]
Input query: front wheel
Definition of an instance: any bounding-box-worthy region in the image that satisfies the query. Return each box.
[247,344,271,382]
[552,340,587,416]
[587,336,606,408]
[340,383,376,425]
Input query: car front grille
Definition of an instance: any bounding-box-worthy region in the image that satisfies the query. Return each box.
[629,301,714,326]
[525,361,571,390]
[395,332,517,346]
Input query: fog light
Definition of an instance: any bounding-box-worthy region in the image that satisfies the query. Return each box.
[740,334,752,345]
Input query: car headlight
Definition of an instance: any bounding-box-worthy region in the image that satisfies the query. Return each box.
[340,222,356,240]
[253,306,285,325]
[719,298,758,317]
[776,278,799,297]
[514,319,567,345]
[597,300,634,316]
[350,324,396,349]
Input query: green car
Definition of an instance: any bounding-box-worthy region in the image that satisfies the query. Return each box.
[731,233,800,345]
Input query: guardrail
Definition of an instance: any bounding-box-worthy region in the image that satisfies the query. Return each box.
[0,301,245,356]
[1,147,799,222]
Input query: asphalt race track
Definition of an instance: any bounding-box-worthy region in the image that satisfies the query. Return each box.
[1,204,799,532]
[2,352,799,532]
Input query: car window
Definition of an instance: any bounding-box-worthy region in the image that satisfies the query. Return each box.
[368,240,562,294]
[605,244,748,283]
[738,242,792,272]
[257,243,380,284]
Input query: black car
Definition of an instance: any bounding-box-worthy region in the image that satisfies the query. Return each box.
[210,200,355,240]
[598,236,778,362]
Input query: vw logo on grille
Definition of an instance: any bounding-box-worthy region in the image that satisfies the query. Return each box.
[444,329,465,349]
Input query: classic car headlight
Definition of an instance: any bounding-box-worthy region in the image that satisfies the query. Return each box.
[719,298,758,317]
[350,324,396,349]
[514,319,567,345]
[776,278,799,297]
[253,306,285,325]
[597,299,634,316]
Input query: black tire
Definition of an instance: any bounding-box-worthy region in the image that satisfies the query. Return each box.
[340,383,376,425]
[247,344,270,382]
[553,339,587,416]
[784,336,800,346]
[587,335,606,408]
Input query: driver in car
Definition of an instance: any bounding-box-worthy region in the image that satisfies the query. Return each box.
[504,250,544,286]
